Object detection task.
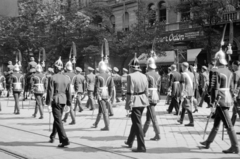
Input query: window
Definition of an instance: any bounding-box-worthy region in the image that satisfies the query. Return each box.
[148,3,156,26]
[110,15,116,32]
[181,3,190,22]
[122,12,129,31]
[158,1,166,23]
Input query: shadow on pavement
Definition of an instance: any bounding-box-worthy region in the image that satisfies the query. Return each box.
[0,117,31,120]
[81,136,125,141]
[17,123,50,126]
[0,141,56,148]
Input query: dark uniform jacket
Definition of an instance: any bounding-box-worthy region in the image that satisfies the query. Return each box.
[146,70,161,104]
[212,66,233,107]
[169,71,181,97]
[73,73,85,93]
[46,72,72,106]
[87,73,95,91]
[11,72,24,92]
[94,72,114,100]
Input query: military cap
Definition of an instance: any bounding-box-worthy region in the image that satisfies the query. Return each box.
[182,62,189,67]
[168,67,171,71]
[96,68,99,72]
[108,67,112,71]
[48,68,54,73]
[123,68,128,73]
[113,67,119,72]
[8,61,12,65]
[76,67,82,72]
[30,57,34,61]
[88,67,94,71]
[202,66,207,70]
[30,68,36,73]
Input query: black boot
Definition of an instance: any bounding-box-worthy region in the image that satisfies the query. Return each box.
[222,128,239,154]
[200,127,218,149]
[92,114,101,128]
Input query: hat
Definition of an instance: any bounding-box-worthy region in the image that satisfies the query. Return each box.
[123,68,128,73]
[168,67,171,71]
[113,67,119,72]
[215,48,227,65]
[65,60,73,71]
[76,67,82,72]
[98,59,107,72]
[8,61,12,65]
[36,64,42,73]
[202,66,207,70]
[55,57,63,69]
[96,68,99,72]
[171,64,177,70]
[30,57,34,61]
[108,67,112,71]
[182,62,189,68]
[48,68,54,73]
[30,68,36,73]
[129,53,140,71]
[88,67,94,71]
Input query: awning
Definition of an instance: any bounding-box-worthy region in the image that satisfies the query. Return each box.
[187,48,202,62]
[139,51,175,65]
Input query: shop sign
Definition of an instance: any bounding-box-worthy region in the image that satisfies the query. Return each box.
[158,31,202,43]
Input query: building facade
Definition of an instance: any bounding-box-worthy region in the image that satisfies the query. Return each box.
[109,0,240,73]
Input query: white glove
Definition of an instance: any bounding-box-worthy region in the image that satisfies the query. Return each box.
[48,106,52,113]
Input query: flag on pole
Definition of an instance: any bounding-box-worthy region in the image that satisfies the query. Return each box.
[0,0,19,17]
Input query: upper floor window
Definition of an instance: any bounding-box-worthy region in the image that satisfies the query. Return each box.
[110,15,116,32]
[148,3,156,26]
[122,12,129,31]
[158,1,166,23]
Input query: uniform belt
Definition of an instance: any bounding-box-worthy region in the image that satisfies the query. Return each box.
[173,81,179,83]
[100,87,108,90]
[149,88,157,91]
[127,92,145,95]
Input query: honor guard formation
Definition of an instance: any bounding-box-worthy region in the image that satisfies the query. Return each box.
[0,40,239,153]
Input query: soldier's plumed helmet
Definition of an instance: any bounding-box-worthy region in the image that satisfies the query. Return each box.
[147,56,156,69]
[214,48,227,65]
[55,57,63,69]
[98,60,108,72]
[36,64,42,73]
[14,63,20,72]
[65,60,73,71]
[129,53,140,71]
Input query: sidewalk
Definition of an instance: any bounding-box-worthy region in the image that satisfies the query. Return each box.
[0,96,239,159]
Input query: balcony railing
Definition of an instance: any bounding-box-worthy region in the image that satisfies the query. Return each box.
[221,11,240,22]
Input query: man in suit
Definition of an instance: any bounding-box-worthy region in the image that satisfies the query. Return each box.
[11,63,25,114]
[177,62,195,127]
[143,55,161,141]
[92,60,114,131]
[124,53,149,153]
[46,57,71,147]
[167,64,181,115]
[200,50,239,153]
[73,67,85,113]
[86,67,96,110]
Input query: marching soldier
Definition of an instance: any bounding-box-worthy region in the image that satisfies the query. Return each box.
[0,72,6,111]
[177,62,195,127]
[121,68,128,101]
[32,62,46,119]
[73,67,85,113]
[113,67,121,103]
[143,55,161,141]
[200,50,239,153]
[62,60,76,125]
[198,66,209,107]
[27,57,37,71]
[11,63,24,114]
[46,57,71,147]
[92,59,114,131]
[167,64,181,115]
[231,61,240,135]
[124,53,149,153]
[86,67,96,110]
